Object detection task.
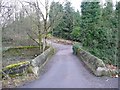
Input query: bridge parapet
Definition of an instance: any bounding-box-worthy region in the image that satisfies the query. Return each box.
[73,43,117,77]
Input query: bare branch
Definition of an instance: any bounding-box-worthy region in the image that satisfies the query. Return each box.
[18,0,37,24]
[36,0,45,21]
[27,32,40,46]
[37,0,45,7]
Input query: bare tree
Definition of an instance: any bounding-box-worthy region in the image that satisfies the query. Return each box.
[0,0,15,45]
[0,0,16,31]
[19,0,64,52]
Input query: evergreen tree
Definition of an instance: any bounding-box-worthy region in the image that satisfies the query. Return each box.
[50,1,75,40]
[62,1,74,39]
[99,1,117,64]
[116,1,120,68]
[80,1,101,48]
[71,10,81,41]
[49,1,64,37]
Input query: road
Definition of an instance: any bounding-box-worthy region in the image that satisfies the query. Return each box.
[20,41,118,88]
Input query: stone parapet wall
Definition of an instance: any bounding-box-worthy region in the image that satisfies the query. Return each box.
[73,43,117,77]
[31,47,55,76]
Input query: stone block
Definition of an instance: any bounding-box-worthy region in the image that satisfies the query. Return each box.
[95,67,109,76]
[30,47,54,76]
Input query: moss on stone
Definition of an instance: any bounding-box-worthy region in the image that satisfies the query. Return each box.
[1,61,30,78]
[4,61,30,70]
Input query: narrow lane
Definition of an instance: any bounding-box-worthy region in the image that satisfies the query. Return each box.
[20,42,118,88]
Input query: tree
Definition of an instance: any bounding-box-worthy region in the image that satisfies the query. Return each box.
[115,1,120,68]
[20,0,65,52]
[49,1,64,37]
[0,0,14,31]
[0,0,19,43]
[62,1,74,39]
[51,1,75,40]
[71,10,81,41]
[80,0,119,65]
[80,1,101,48]
[73,10,81,27]
[99,1,118,64]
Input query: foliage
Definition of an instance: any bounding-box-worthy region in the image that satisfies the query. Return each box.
[73,10,81,27]
[50,1,75,40]
[49,0,119,66]
[1,0,119,68]
[78,1,119,66]
[116,1,120,68]
[49,1,64,29]
[80,1,101,47]
[72,43,81,55]
[49,1,64,38]
[71,26,80,41]
[96,1,118,65]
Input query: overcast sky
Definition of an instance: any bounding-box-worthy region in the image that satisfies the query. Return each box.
[1,0,119,24]
[3,0,120,11]
[57,0,119,11]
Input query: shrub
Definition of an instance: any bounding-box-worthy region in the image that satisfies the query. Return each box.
[72,42,82,55]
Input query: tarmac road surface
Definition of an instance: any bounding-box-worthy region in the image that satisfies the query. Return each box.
[20,41,118,88]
